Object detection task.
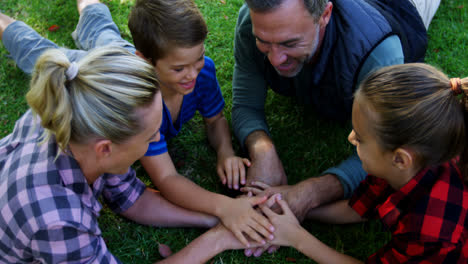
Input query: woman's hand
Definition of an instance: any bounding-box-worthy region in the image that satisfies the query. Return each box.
[218,195,275,247]
[217,155,251,190]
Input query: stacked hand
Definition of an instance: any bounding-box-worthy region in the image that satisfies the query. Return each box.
[218,195,275,247]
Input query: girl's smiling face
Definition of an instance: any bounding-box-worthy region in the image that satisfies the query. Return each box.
[154,43,205,96]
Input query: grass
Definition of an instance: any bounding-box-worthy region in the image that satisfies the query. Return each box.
[1,0,467,263]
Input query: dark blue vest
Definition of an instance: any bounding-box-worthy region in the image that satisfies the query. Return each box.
[263,0,427,121]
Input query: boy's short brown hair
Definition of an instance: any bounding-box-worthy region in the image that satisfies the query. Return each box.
[129,0,208,64]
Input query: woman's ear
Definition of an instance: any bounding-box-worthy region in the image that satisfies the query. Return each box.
[392,148,415,170]
[94,139,113,159]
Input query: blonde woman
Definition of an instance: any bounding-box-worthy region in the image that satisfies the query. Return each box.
[0,46,217,263]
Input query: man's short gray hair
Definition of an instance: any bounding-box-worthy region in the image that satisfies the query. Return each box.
[245,0,328,19]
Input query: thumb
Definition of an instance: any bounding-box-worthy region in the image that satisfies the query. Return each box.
[276,196,294,216]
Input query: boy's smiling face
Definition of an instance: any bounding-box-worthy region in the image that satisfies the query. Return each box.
[154,43,205,96]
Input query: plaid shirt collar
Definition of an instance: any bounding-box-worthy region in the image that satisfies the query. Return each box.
[54,151,103,216]
[366,160,466,243]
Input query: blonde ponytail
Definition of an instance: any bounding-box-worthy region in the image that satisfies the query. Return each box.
[27,49,74,152]
[26,46,159,153]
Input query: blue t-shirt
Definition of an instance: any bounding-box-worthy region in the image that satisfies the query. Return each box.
[145,56,225,156]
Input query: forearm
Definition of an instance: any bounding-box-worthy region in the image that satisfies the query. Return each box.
[120,188,218,228]
[205,115,235,158]
[305,200,365,224]
[293,228,363,264]
[289,174,344,216]
[155,227,227,264]
[157,172,232,217]
[244,130,287,186]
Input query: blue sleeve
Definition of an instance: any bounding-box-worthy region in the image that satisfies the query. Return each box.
[322,151,367,199]
[196,57,225,118]
[356,35,404,86]
[145,133,168,156]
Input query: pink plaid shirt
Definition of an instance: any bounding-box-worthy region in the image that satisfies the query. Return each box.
[0,110,146,263]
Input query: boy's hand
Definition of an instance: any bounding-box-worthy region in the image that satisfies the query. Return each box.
[217,155,251,190]
[261,194,304,247]
[218,195,275,247]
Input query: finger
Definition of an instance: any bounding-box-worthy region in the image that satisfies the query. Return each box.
[240,186,263,195]
[253,210,275,232]
[249,195,268,206]
[267,245,280,254]
[243,225,266,245]
[242,158,251,167]
[251,181,271,190]
[253,245,268,258]
[234,230,250,247]
[217,167,226,185]
[249,218,274,240]
[262,194,278,209]
[232,162,240,190]
[239,162,246,186]
[225,163,233,189]
[261,204,277,219]
[276,196,294,216]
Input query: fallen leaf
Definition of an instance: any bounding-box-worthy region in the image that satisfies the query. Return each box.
[224,15,229,20]
[220,0,226,4]
[286,257,297,262]
[158,243,173,258]
[457,5,464,9]
[48,25,60,32]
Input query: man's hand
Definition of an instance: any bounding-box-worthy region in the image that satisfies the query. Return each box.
[244,131,287,187]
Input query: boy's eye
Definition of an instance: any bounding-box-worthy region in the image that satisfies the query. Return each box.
[173,68,184,72]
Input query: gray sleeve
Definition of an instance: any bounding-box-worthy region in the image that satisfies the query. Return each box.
[356,35,404,86]
[231,5,270,147]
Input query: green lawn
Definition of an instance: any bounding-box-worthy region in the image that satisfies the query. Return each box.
[1,0,467,263]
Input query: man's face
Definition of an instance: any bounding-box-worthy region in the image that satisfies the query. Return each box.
[250,0,326,77]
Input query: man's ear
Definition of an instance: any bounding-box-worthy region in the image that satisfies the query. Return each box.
[94,139,113,159]
[135,50,154,65]
[392,148,415,170]
[319,2,333,29]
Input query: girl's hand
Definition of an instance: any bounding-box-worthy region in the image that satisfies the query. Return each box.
[261,194,304,247]
[217,155,251,190]
[219,195,275,247]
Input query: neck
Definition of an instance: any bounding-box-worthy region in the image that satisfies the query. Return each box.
[69,142,102,184]
[386,165,422,190]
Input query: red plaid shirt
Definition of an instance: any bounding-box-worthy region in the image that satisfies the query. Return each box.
[349,160,468,263]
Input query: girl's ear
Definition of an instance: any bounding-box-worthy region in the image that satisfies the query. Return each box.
[392,148,415,170]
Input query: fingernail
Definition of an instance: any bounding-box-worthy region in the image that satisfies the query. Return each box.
[245,249,252,256]
[234,185,238,189]
[270,226,275,232]
[246,243,250,248]
[254,249,262,257]
[228,185,232,189]
[277,194,282,200]
[269,234,274,240]
[261,240,266,245]
[268,247,275,254]
[241,180,246,184]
